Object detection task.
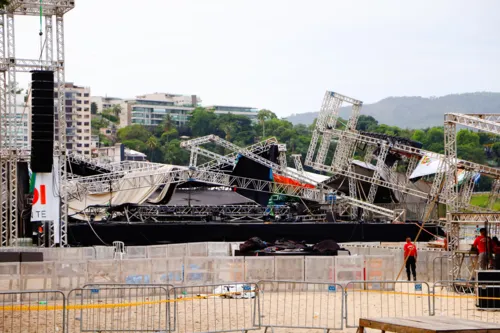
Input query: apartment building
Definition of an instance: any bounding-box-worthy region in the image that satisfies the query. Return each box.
[130,93,201,127]
[205,105,259,120]
[61,83,92,156]
[90,96,131,127]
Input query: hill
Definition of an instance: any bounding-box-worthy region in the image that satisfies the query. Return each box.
[286,92,500,128]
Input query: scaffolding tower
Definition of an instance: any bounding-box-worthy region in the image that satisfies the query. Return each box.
[0,0,75,247]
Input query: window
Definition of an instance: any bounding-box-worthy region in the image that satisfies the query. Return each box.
[84,122,89,126]
[76,100,82,104]
[84,101,89,105]
[84,93,89,97]
[84,136,89,140]
[77,122,81,125]
[84,143,89,147]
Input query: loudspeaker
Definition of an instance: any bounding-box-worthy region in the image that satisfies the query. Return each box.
[477,270,500,284]
[478,286,500,309]
[30,70,54,173]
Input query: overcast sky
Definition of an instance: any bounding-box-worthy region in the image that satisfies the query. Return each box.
[13,0,500,117]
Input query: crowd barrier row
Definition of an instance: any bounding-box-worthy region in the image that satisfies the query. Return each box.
[1,280,499,333]
[0,255,399,293]
[0,253,464,294]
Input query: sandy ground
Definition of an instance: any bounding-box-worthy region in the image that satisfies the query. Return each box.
[2,282,500,333]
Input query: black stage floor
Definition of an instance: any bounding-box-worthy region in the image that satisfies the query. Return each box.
[67,222,444,246]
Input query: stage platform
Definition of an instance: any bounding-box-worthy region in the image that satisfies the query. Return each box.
[67,221,444,246]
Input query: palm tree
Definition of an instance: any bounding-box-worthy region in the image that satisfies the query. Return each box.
[112,105,122,119]
[164,114,174,132]
[146,136,159,162]
[257,109,277,138]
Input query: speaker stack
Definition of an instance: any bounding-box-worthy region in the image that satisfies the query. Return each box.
[476,270,500,309]
[30,70,54,173]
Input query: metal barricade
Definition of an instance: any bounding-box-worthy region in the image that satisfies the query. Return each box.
[169,283,260,333]
[0,290,65,333]
[433,280,500,323]
[257,280,344,332]
[432,255,450,282]
[344,280,432,328]
[66,285,170,332]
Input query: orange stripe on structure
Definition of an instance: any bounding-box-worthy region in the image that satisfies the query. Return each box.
[272,174,315,189]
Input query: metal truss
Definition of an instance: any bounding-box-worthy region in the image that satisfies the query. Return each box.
[291,154,304,173]
[445,113,500,136]
[365,144,389,206]
[488,179,500,210]
[0,2,74,247]
[195,137,279,171]
[447,212,500,280]
[278,151,287,168]
[347,166,358,220]
[120,205,290,222]
[305,91,362,171]
[181,135,329,191]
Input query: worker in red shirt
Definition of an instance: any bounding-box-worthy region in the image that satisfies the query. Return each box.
[404,237,418,281]
[473,228,491,270]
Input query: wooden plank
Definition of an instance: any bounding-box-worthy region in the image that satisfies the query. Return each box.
[360,317,500,333]
[359,318,437,333]
[411,317,500,329]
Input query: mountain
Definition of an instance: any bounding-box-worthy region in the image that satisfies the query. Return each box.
[286,92,500,128]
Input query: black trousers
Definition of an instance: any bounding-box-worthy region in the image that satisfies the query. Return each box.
[406,256,417,280]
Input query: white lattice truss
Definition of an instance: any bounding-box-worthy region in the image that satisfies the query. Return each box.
[79,204,291,223]
[0,1,74,247]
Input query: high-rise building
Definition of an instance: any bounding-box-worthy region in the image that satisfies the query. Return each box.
[130,93,202,127]
[28,82,92,156]
[62,83,92,156]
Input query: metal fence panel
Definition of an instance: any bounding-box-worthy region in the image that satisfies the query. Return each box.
[20,262,55,291]
[168,243,188,257]
[364,255,395,282]
[304,256,335,282]
[188,242,209,257]
[0,262,20,292]
[169,283,260,333]
[258,280,344,331]
[274,256,304,281]
[54,261,88,292]
[0,290,65,333]
[431,255,450,283]
[344,280,432,328]
[121,259,152,284]
[244,257,275,282]
[433,280,500,323]
[87,260,122,284]
[335,256,364,286]
[66,285,170,332]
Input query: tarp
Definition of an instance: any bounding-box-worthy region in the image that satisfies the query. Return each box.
[410,154,443,179]
[272,173,316,189]
[69,164,182,221]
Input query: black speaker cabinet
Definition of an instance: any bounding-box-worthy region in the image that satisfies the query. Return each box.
[477,270,500,284]
[30,70,55,173]
[477,285,500,309]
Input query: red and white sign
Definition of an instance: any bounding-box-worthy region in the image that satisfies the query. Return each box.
[31,172,59,222]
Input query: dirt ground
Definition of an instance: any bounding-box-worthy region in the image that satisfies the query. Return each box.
[1,283,500,333]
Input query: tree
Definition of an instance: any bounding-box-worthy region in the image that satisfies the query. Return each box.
[257,109,277,138]
[117,124,151,142]
[356,115,378,131]
[0,1,9,8]
[146,136,159,162]
[112,104,122,118]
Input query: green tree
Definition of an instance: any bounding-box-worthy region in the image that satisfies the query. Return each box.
[146,136,159,162]
[0,1,9,8]
[257,109,277,138]
[117,124,151,142]
[189,107,218,137]
[112,104,122,119]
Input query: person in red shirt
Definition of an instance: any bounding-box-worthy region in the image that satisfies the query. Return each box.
[404,237,418,281]
[473,228,491,270]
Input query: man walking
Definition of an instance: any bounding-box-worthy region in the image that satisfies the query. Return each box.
[404,237,417,281]
[473,228,491,270]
